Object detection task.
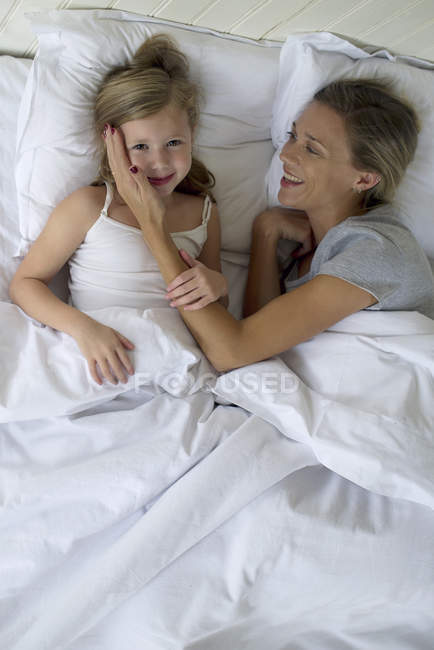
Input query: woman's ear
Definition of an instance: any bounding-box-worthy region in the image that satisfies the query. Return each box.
[353,172,381,194]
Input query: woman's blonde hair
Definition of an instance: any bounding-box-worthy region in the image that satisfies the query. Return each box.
[314,78,420,208]
[92,34,214,198]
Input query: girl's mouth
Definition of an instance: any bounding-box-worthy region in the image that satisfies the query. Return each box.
[147,173,176,187]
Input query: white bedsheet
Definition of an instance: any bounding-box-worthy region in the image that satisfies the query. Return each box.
[0,303,433,649]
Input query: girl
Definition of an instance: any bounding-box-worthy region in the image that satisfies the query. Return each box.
[10,35,228,386]
[106,78,434,371]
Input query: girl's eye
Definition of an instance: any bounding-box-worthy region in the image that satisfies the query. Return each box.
[167,139,182,147]
[133,143,147,151]
[286,130,296,141]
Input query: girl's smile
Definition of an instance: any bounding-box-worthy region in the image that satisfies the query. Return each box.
[147,173,176,187]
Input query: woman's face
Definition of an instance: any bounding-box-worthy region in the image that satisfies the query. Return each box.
[120,103,193,198]
[278,101,364,215]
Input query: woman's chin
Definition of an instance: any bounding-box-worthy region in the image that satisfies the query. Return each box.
[278,187,301,208]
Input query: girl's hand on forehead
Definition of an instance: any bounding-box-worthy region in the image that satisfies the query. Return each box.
[105,125,166,231]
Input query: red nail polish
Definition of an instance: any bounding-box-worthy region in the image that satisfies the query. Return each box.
[129,166,138,174]
[111,127,115,135]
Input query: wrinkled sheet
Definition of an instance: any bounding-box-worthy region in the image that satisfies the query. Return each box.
[0,303,433,649]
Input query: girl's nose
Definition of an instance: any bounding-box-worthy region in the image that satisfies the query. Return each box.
[150,148,169,170]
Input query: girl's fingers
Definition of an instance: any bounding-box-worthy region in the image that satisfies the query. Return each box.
[89,359,103,385]
[117,346,135,376]
[166,277,198,300]
[99,358,118,385]
[170,288,202,307]
[108,353,129,384]
[117,332,135,350]
[166,270,196,293]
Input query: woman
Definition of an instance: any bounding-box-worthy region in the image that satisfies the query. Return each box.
[106,78,434,371]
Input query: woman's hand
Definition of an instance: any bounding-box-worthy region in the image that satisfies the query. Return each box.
[165,249,228,310]
[254,207,314,258]
[72,317,135,385]
[105,125,166,233]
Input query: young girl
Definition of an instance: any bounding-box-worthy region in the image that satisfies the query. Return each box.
[10,35,228,386]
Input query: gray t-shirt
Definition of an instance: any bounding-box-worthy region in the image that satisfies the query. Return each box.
[282,204,434,319]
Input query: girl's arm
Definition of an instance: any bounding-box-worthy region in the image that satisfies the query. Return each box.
[106,126,376,371]
[9,187,135,385]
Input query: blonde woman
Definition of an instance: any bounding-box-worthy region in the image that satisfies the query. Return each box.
[106,78,434,371]
[10,35,228,385]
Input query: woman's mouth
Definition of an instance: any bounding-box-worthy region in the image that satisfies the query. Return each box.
[147,173,176,187]
[281,171,304,187]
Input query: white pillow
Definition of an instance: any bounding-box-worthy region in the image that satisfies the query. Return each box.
[14,10,281,256]
[266,33,434,259]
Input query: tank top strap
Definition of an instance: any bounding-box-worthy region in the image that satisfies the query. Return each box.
[101,181,114,216]
[201,194,213,226]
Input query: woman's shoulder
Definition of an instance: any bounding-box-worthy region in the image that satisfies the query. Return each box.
[325,204,419,251]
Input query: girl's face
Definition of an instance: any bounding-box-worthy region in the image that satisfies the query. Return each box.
[120,104,193,199]
[278,101,366,217]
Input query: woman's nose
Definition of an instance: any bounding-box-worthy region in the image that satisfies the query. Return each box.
[280,140,297,164]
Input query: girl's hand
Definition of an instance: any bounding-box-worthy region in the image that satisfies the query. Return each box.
[105,125,166,232]
[73,317,135,385]
[165,249,228,311]
[254,207,314,257]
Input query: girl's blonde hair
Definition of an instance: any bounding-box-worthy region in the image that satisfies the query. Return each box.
[313,78,420,208]
[92,34,214,198]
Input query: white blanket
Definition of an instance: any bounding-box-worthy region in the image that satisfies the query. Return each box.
[0,303,433,648]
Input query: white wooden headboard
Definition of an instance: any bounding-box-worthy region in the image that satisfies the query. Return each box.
[1,0,433,61]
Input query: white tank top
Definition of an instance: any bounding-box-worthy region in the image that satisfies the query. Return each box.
[68,183,212,311]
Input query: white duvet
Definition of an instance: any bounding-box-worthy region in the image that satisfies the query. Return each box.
[0,303,433,649]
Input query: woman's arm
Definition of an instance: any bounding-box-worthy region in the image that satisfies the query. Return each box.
[244,208,314,317]
[132,216,376,370]
[106,127,376,371]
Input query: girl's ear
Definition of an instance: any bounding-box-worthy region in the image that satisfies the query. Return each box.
[353,172,381,194]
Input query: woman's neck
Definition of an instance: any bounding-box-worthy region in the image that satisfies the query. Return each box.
[307,196,364,244]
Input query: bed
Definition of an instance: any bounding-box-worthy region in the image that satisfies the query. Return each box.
[0,6,434,650]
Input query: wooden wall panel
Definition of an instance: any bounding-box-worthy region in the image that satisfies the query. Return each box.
[0,0,433,61]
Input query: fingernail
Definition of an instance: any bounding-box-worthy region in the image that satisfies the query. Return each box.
[129,166,138,174]
[111,127,115,135]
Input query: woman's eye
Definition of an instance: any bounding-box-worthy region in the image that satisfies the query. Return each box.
[167,139,182,147]
[286,130,296,141]
[306,144,319,155]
